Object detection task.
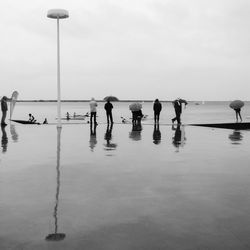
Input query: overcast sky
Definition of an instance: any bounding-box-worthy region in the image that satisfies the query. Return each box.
[1,0,250,101]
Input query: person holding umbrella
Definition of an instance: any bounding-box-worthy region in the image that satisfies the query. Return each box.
[171,98,187,125]
[129,102,143,125]
[229,100,244,122]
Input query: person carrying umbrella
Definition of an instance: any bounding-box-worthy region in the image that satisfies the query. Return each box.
[171,98,187,125]
[104,99,113,124]
[229,100,244,122]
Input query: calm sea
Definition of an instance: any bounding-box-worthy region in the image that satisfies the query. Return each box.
[0,101,250,249]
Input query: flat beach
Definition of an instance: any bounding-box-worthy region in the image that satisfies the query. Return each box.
[1,101,250,249]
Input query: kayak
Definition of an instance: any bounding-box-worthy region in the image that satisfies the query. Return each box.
[190,122,250,130]
[11,119,41,125]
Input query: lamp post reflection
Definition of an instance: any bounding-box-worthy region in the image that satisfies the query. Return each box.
[45,127,65,241]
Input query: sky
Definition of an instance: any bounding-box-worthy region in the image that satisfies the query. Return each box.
[0,0,250,101]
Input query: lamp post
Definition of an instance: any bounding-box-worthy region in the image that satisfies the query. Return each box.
[47,9,69,127]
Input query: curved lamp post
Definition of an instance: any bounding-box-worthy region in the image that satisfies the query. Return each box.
[47,9,69,127]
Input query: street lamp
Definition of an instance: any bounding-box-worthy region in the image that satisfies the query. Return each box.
[47,9,69,127]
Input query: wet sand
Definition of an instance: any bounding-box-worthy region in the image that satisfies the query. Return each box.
[0,123,250,249]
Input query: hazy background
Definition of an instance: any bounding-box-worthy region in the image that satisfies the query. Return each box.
[1,0,249,101]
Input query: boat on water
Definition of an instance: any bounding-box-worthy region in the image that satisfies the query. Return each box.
[190,122,250,130]
[11,119,41,125]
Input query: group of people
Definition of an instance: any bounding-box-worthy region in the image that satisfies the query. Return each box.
[1,95,244,126]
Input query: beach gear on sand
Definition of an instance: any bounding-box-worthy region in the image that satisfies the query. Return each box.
[10,91,19,119]
[229,100,244,110]
[129,102,142,111]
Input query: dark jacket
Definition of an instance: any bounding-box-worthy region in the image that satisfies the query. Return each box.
[153,101,162,114]
[104,102,113,113]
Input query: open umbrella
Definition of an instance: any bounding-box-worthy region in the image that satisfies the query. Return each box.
[129,102,142,111]
[229,100,244,109]
[103,96,119,102]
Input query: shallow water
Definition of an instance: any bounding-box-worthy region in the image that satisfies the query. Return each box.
[1,102,250,249]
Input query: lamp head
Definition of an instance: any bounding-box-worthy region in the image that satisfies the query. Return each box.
[47,9,69,19]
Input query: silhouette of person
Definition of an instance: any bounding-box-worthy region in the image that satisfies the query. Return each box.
[89,123,97,152]
[1,124,8,153]
[28,113,37,123]
[1,96,12,125]
[153,99,162,123]
[234,108,242,122]
[104,100,113,124]
[153,123,161,145]
[89,98,98,125]
[172,100,182,124]
[132,110,143,125]
[43,118,48,124]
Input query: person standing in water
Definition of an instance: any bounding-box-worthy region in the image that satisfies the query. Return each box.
[1,96,12,126]
[89,97,98,125]
[153,99,162,123]
[234,108,242,122]
[104,99,114,124]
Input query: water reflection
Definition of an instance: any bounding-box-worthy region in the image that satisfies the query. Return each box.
[10,124,18,142]
[228,130,243,145]
[153,123,161,145]
[129,123,142,141]
[104,123,117,154]
[89,123,97,152]
[45,127,66,241]
[172,125,186,152]
[1,125,8,153]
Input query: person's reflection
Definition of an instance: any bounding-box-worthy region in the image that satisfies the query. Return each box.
[1,125,8,153]
[129,122,142,141]
[228,130,243,145]
[104,123,117,153]
[89,123,97,152]
[10,124,18,142]
[153,123,161,145]
[172,124,186,152]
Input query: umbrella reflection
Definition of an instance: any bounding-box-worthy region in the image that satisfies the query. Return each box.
[129,123,142,141]
[172,125,186,152]
[45,127,66,241]
[10,124,18,142]
[228,130,243,145]
[1,125,8,153]
[104,123,117,154]
[89,123,97,152]
[153,123,161,145]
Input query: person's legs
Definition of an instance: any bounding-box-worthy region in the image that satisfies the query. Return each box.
[93,112,97,124]
[176,112,181,124]
[109,112,113,124]
[1,111,7,125]
[157,113,160,123]
[90,112,94,124]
